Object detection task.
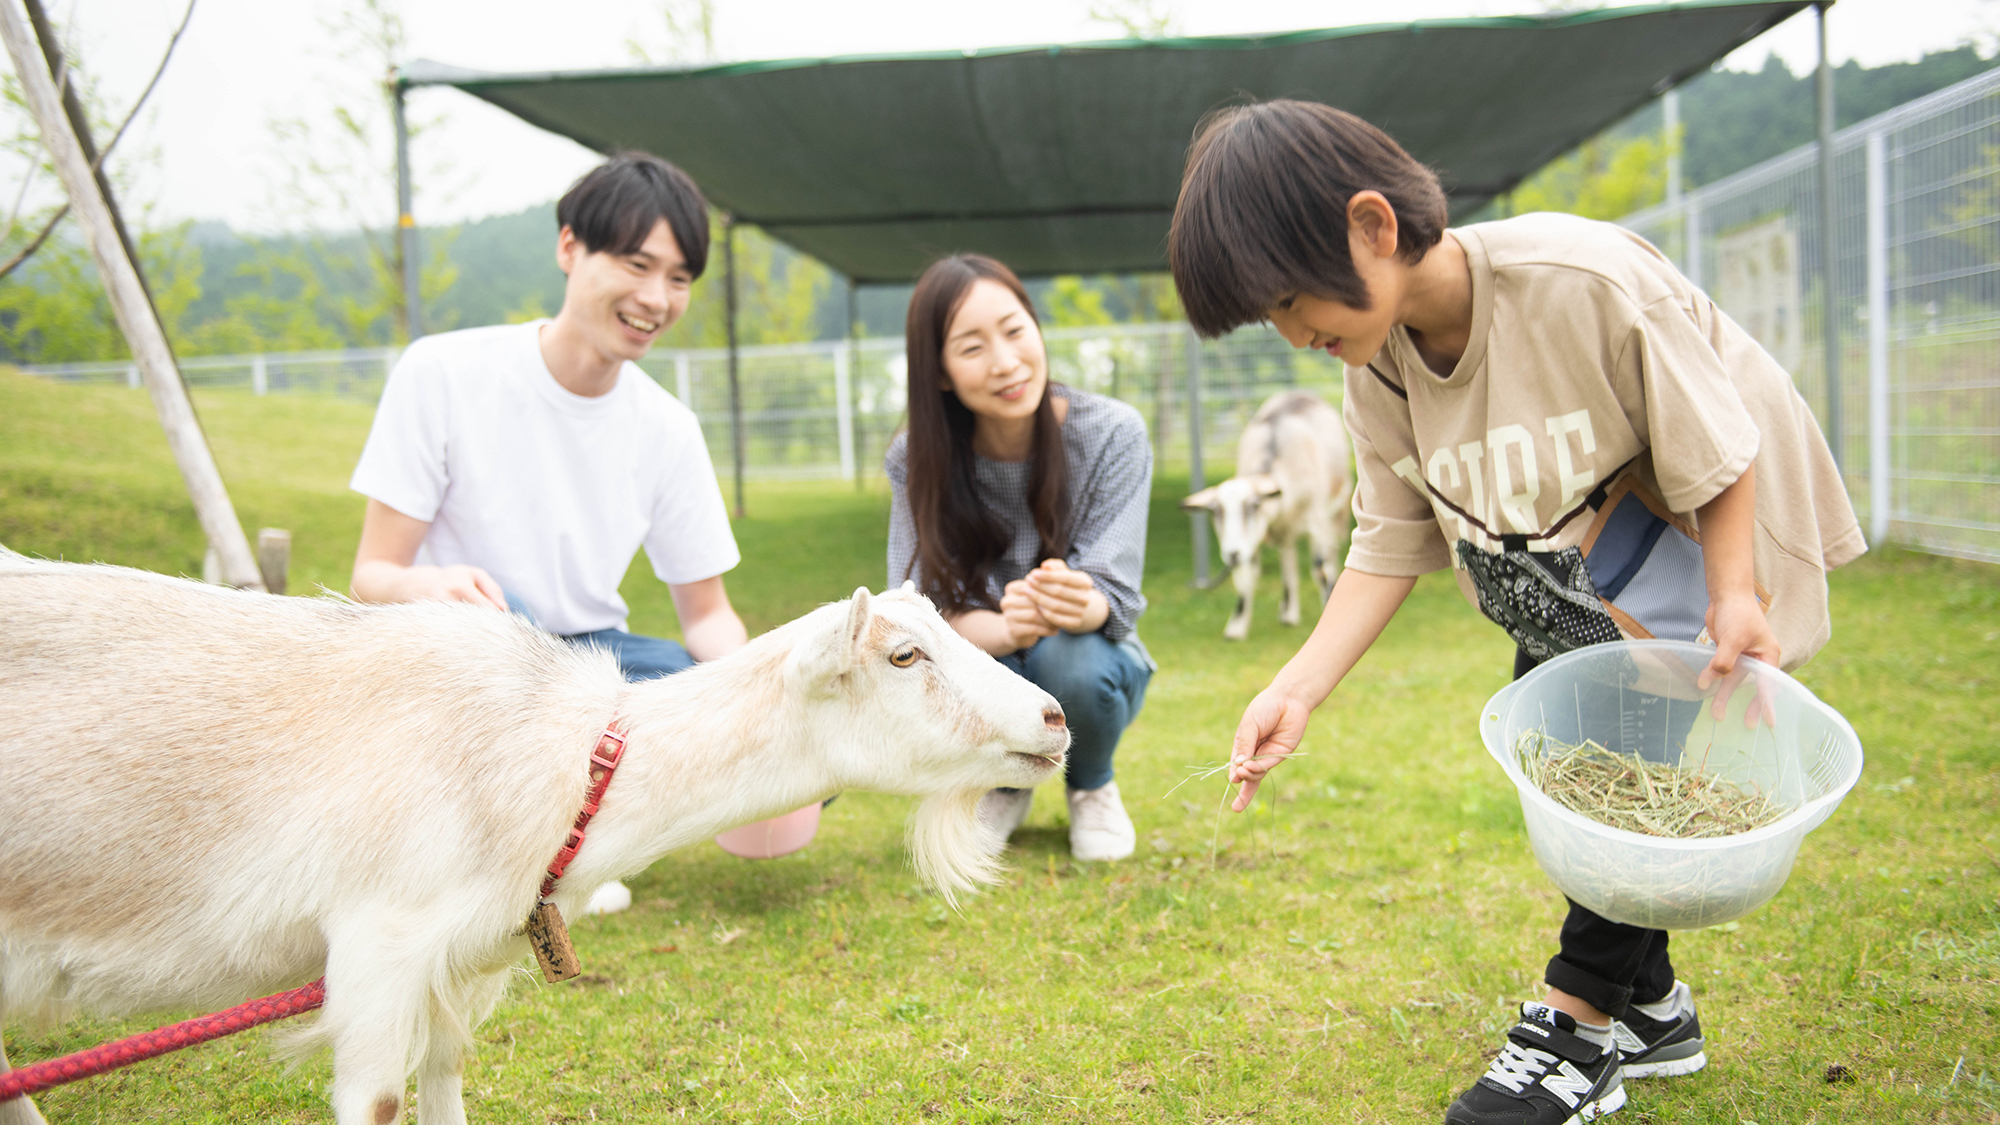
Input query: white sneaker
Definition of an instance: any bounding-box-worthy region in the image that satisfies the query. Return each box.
[976,787,1036,853]
[1066,781,1135,862]
[581,879,632,916]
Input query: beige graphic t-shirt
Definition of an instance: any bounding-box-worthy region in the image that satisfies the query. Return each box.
[1344,212,1864,669]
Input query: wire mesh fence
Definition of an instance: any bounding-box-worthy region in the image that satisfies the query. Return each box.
[15,323,1346,486]
[1620,66,2000,565]
[635,322,1346,484]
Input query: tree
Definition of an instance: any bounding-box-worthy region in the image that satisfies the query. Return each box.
[1088,0,1179,38]
[670,218,828,348]
[263,0,455,346]
[1507,132,1673,221]
[0,222,204,362]
[626,0,718,64]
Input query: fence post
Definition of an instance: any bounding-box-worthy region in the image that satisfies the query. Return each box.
[1865,129,1891,546]
[1814,2,1844,475]
[675,353,693,406]
[1683,196,1702,288]
[125,363,138,389]
[251,353,267,396]
[833,342,855,483]
[1185,326,1210,589]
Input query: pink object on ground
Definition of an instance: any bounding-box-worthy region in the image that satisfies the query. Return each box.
[713,802,821,858]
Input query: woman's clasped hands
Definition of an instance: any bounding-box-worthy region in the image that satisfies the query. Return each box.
[999,558,1110,651]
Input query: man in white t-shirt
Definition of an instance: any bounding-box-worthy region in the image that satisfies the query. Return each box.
[349,152,758,910]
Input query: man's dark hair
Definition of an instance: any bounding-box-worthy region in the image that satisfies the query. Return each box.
[1169,100,1448,338]
[556,151,710,277]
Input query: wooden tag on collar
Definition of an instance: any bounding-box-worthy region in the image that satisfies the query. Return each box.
[526,901,581,982]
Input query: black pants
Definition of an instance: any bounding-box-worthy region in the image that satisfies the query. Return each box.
[1514,648,1677,1018]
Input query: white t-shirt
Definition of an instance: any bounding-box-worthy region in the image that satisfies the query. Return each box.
[350,321,740,636]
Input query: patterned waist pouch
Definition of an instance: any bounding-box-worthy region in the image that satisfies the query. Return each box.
[1453,469,1767,664]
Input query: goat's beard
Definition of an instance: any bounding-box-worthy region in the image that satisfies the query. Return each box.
[908,788,1003,907]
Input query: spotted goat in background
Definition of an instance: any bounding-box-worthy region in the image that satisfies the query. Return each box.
[1182,391,1352,640]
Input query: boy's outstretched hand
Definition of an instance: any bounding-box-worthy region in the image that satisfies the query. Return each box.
[1228,688,1313,812]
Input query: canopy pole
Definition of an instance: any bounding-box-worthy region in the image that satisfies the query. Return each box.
[1185,326,1209,589]
[1815,1,1843,475]
[0,0,263,590]
[392,77,422,341]
[846,278,862,490]
[724,214,745,519]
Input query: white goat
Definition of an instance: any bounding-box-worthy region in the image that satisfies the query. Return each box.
[0,553,1067,1125]
[1182,390,1353,640]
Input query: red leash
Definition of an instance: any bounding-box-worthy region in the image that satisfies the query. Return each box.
[1,723,628,1103]
[0,978,325,1102]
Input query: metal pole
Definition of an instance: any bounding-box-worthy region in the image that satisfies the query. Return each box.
[392,77,422,342]
[1685,196,1703,289]
[1184,326,1209,588]
[833,311,855,484]
[1815,2,1843,474]
[1865,129,1891,545]
[0,0,263,590]
[1663,89,1681,204]
[847,279,863,490]
[724,215,744,519]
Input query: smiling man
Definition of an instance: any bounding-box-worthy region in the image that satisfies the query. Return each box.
[349,153,750,910]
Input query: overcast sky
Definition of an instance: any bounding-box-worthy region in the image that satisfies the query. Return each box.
[22,0,2000,235]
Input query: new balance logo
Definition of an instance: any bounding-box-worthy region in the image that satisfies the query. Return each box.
[1612,1021,1647,1054]
[1542,1060,1595,1108]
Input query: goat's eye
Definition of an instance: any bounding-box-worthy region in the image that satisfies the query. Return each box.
[889,647,920,668]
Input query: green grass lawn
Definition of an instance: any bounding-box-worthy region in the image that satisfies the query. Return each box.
[3,369,1997,1124]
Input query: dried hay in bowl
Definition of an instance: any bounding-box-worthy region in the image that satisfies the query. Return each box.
[1513,728,1805,839]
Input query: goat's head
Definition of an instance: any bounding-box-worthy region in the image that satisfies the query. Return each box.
[785,584,1068,902]
[1182,475,1283,569]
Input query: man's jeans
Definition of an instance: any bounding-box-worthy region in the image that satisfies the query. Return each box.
[995,630,1152,791]
[504,592,692,682]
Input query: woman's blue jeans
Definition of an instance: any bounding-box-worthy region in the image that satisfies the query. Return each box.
[504,592,693,682]
[995,631,1152,791]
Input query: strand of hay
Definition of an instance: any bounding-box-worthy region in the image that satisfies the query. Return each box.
[1514,729,1791,838]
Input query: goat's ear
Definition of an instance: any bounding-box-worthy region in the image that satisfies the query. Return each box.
[1180,486,1220,512]
[1252,474,1283,498]
[791,586,874,689]
[842,586,872,662]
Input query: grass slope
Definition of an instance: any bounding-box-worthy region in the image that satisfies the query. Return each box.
[2,369,1996,1123]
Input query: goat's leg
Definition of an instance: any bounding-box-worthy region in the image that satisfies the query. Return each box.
[0,1032,50,1125]
[1277,531,1302,627]
[1307,499,1347,607]
[1224,557,1259,641]
[323,938,429,1125]
[413,971,506,1125]
[413,1040,465,1125]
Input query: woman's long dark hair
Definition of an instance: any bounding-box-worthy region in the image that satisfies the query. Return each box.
[903,254,1070,615]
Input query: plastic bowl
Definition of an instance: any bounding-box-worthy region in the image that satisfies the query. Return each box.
[714,802,822,859]
[1480,641,1862,930]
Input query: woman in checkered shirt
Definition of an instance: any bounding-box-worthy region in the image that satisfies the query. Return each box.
[886,254,1155,863]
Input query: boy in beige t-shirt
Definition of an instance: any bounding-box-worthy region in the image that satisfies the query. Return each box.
[1168,101,1861,1125]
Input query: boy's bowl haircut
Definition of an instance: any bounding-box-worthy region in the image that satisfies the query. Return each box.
[1169,100,1449,338]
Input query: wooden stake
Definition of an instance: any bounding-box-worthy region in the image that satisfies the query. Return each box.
[0,3,264,590]
[256,528,291,596]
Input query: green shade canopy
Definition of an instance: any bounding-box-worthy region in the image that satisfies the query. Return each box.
[405,1,1807,283]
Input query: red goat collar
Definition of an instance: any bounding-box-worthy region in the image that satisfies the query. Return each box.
[525,723,628,983]
[539,724,628,901]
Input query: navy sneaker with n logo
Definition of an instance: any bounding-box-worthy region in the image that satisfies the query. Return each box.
[1611,981,1707,1078]
[1445,1003,1624,1124]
